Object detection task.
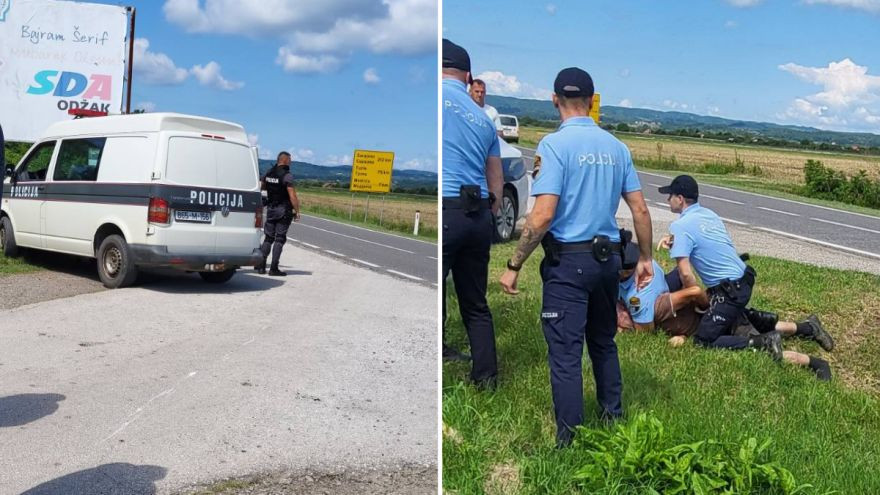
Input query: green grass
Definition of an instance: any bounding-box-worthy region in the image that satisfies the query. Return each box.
[0,252,42,276]
[443,244,880,494]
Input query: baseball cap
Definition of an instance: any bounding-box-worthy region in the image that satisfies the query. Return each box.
[554,67,595,98]
[622,242,640,270]
[658,175,699,200]
[442,39,470,72]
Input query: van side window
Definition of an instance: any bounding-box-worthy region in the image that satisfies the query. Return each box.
[54,138,107,182]
[16,141,56,182]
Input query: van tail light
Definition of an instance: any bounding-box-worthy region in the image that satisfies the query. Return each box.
[148,197,170,224]
[255,206,263,228]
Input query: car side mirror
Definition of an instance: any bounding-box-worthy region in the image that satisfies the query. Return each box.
[4,166,13,178]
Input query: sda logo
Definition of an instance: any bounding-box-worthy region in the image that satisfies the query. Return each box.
[0,0,10,22]
[27,70,112,101]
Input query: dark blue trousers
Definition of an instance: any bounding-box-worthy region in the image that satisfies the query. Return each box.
[694,275,753,350]
[540,251,622,445]
[442,206,497,382]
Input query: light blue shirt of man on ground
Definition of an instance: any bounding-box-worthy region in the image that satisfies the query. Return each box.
[442,78,500,199]
[530,116,641,242]
[619,260,668,324]
[669,203,746,288]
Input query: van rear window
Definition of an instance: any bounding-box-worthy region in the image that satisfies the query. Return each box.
[166,137,257,190]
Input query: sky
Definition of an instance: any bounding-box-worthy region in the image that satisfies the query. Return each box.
[87,0,438,171]
[443,0,880,134]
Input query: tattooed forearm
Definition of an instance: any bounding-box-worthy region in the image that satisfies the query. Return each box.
[510,216,550,267]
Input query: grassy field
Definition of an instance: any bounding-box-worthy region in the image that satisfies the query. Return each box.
[0,252,42,276]
[297,187,437,240]
[443,243,880,493]
[519,126,880,182]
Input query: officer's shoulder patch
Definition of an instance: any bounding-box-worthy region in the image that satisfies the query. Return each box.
[532,154,542,178]
[629,296,641,312]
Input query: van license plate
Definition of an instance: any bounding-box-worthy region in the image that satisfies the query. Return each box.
[174,210,212,223]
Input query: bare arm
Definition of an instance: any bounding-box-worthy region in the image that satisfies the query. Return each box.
[669,285,707,312]
[622,190,654,289]
[287,185,300,220]
[510,195,558,267]
[486,155,503,215]
[675,257,699,288]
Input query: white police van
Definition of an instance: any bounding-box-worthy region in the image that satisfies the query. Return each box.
[1,113,263,288]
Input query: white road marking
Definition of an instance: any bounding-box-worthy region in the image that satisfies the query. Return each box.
[652,201,668,208]
[636,169,880,221]
[720,217,748,226]
[648,182,664,188]
[297,223,415,254]
[387,269,423,281]
[426,256,437,260]
[323,249,345,257]
[298,241,320,250]
[811,217,880,234]
[702,194,744,205]
[187,371,198,378]
[756,206,800,217]
[754,227,880,260]
[351,258,381,268]
[301,214,436,246]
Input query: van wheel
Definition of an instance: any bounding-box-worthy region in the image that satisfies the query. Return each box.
[199,269,236,284]
[1,217,19,257]
[97,234,138,288]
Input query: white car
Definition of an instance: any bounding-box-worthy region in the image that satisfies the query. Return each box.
[495,140,530,242]
[1,113,263,288]
[498,114,519,143]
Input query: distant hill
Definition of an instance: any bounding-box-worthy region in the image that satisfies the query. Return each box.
[258,159,437,191]
[487,95,880,148]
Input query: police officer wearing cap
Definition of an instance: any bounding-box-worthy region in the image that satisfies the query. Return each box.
[657,175,783,357]
[499,67,655,446]
[256,151,300,276]
[442,39,504,387]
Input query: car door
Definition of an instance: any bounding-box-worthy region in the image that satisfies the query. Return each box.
[5,140,57,248]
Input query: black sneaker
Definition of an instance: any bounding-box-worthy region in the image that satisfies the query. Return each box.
[749,331,783,361]
[268,267,287,276]
[809,356,832,381]
[254,260,266,275]
[442,345,471,362]
[806,315,834,351]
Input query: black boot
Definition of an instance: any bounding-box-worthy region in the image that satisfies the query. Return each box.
[804,315,834,351]
[748,331,783,361]
[744,308,778,333]
[808,356,832,381]
[254,258,267,275]
[268,264,287,276]
[442,344,471,362]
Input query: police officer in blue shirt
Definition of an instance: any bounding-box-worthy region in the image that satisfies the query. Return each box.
[657,175,783,357]
[499,67,655,446]
[442,39,504,387]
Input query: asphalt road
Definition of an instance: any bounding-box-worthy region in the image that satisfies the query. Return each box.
[0,245,437,494]
[285,215,437,287]
[515,145,880,261]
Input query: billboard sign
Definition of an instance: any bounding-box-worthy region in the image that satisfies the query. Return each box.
[0,0,129,141]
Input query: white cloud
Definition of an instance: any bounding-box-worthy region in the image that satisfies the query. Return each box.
[546,3,557,15]
[663,99,690,110]
[364,67,380,84]
[247,133,259,146]
[400,157,436,172]
[135,101,157,112]
[778,58,880,130]
[258,148,274,160]
[707,105,722,115]
[163,0,436,74]
[618,98,633,108]
[132,38,188,85]
[618,68,631,78]
[725,0,763,6]
[475,71,552,100]
[802,0,880,13]
[293,148,316,161]
[724,20,738,28]
[190,61,244,91]
[276,48,342,73]
[325,154,353,165]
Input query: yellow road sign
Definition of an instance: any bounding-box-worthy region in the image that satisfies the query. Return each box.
[350,150,394,193]
[590,93,601,124]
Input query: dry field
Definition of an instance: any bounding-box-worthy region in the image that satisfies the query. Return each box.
[298,189,437,237]
[520,126,880,183]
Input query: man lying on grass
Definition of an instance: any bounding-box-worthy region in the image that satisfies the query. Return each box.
[616,242,834,380]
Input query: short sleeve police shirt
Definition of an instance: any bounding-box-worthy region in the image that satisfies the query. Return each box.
[619,260,669,324]
[442,79,501,198]
[669,203,746,288]
[531,116,641,242]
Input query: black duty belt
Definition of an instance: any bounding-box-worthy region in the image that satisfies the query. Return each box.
[442,197,491,209]
[556,241,622,253]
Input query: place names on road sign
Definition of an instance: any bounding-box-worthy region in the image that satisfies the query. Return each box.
[350,150,394,193]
